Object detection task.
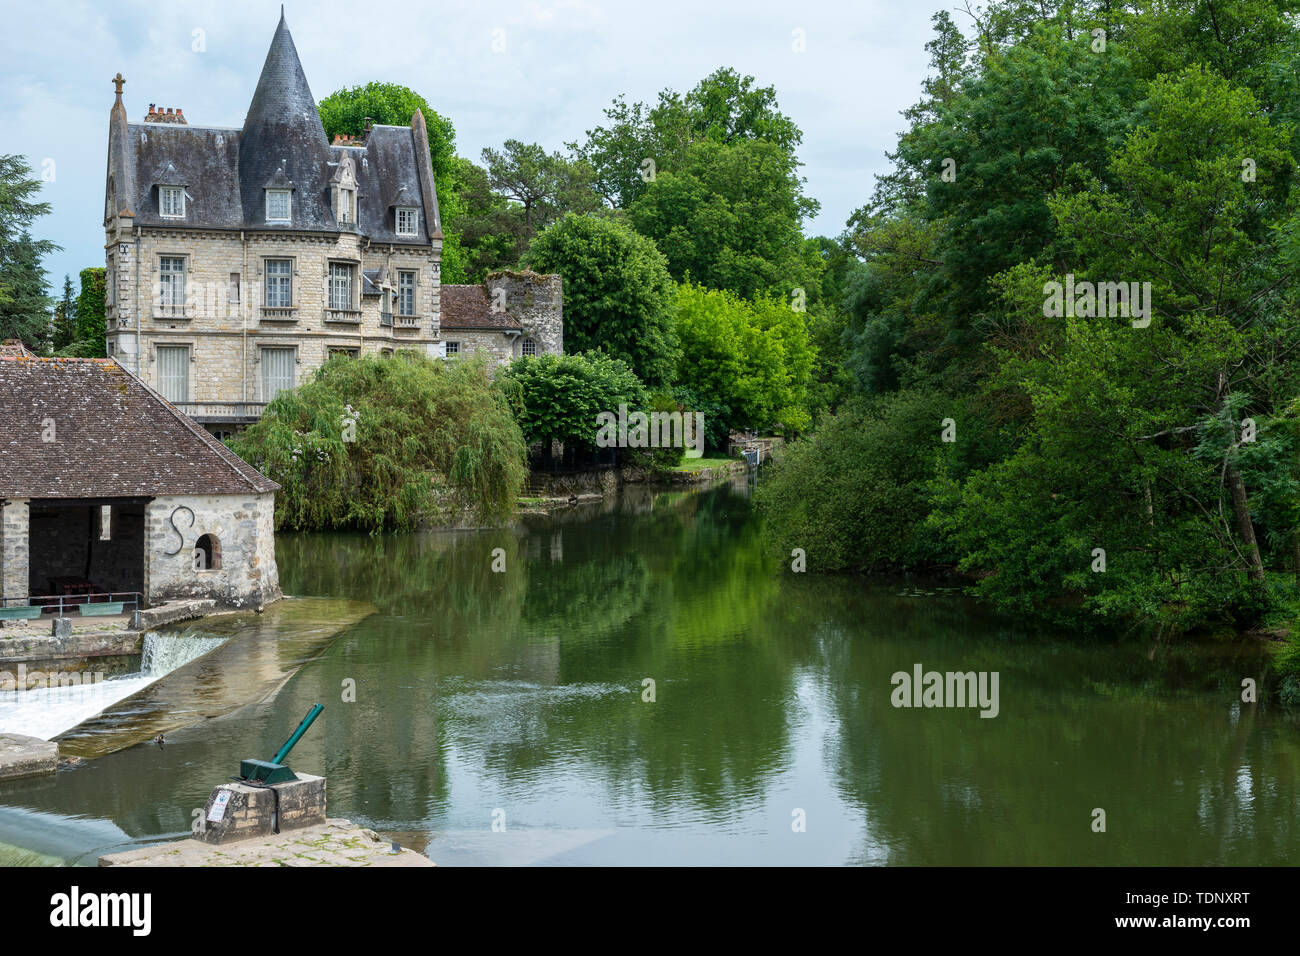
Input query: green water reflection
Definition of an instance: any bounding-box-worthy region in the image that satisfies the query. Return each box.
[0,480,1296,865]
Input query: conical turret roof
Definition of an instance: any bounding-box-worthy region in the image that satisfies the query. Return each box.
[237,9,333,228]
[242,9,327,146]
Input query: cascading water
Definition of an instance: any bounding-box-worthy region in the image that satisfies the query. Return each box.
[139,627,225,676]
[0,626,226,741]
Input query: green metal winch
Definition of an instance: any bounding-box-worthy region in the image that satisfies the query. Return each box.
[239,703,323,784]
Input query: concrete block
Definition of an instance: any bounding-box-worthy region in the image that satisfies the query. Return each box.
[196,773,325,845]
[0,733,58,780]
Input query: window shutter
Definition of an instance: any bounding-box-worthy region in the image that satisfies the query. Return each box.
[261,347,295,401]
[157,346,189,402]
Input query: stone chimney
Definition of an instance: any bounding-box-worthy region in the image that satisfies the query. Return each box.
[144,105,188,125]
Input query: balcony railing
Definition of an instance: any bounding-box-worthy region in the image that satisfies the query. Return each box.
[172,401,268,423]
[324,308,362,324]
[154,303,190,320]
[261,306,298,321]
[394,314,420,328]
[380,310,393,327]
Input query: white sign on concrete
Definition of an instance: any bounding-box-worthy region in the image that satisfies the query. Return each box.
[207,789,233,822]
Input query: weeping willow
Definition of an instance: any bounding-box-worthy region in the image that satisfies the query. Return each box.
[228,353,527,532]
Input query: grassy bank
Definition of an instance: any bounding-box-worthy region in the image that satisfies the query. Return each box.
[671,456,741,472]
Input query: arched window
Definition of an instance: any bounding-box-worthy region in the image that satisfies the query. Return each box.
[520,337,538,357]
[194,534,221,571]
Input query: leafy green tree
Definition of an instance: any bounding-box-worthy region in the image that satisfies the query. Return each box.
[756,391,957,571]
[449,156,528,280]
[571,67,804,209]
[501,350,646,450]
[674,282,814,434]
[318,82,456,183]
[892,25,1138,345]
[72,267,106,357]
[929,65,1300,628]
[1117,0,1300,103]
[229,353,526,532]
[0,155,57,348]
[870,9,971,215]
[524,213,678,386]
[1048,66,1296,584]
[759,1,1300,640]
[0,232,54,349]
[1233,398,1300,580]
[569,94,658,209]
[481,139,601,236]
[628,138,820,300]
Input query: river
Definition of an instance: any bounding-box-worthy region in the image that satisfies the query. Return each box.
[0,480,1296,865]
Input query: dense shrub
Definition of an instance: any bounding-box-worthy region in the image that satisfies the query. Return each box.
[500,350,646,449]
[754,390,955,571]
[228,353,526,532]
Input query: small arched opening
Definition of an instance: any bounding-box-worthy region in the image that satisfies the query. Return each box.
[194,533,221,571]
[520,337,538,357]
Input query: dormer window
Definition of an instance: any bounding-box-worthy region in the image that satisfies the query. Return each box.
[266,189,292,222]
[160,186,186,218]
[396,207,418,236]
[331,155,358,227]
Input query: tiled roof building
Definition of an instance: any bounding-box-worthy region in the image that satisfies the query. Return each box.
[0,357,281,611]
[104,10,562,434]
[0,358,276,498]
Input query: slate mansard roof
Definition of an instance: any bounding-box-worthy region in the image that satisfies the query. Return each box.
[0,358,278,499]
[106,11,441,243]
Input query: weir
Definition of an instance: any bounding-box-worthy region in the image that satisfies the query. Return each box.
[0,628,226,741]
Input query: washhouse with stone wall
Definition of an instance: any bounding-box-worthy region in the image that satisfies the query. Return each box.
[0,357,280,612]
[102,10,562,437]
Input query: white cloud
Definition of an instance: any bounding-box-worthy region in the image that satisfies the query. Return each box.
[1,0,951,288]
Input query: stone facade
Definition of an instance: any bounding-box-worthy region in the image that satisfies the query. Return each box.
[438,272,564,367]
[105,226,443,401]
[440,329,514,363]
[0,492,278,610]
[103,13,562,428]
[486,270,564,356]
[0,501,28,605]
[144,493,279,609]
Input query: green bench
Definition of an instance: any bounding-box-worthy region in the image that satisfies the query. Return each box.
[78,602,125,617]
[0,606,41,621]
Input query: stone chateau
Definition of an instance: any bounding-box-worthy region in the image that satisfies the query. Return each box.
[103,10,562,435]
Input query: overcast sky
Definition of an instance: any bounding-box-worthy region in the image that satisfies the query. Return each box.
[3,0,953,288]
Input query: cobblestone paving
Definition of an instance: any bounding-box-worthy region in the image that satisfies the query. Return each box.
[99,819,434,867]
